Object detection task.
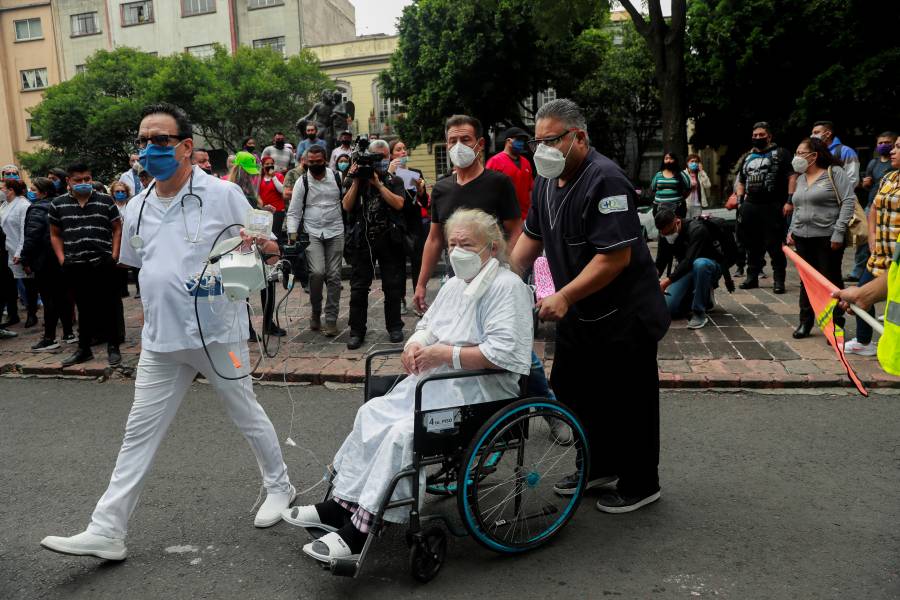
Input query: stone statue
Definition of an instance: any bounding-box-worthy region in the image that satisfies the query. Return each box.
[296,90,336,149]
[332,90,355,138]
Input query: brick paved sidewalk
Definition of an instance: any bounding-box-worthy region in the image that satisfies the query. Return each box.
[1,255,896,390]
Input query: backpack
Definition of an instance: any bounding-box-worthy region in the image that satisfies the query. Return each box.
[698,215,739,269]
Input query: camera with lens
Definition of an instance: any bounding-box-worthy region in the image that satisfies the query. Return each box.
[350,135,383,180]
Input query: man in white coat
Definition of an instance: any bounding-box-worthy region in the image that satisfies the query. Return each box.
[40,103,295,561]
[282,208,533,563]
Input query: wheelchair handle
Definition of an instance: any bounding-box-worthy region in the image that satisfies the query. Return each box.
[364,348,404,401]
[414,368,506,415]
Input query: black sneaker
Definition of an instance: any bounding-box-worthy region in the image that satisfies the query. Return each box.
[61,349,94,367]
[264,324,287,337]
[31,338,60,352]
[553,473,618,496]
[739,277,759,290]
[388,329,404,343]
[249,329,259,343]
[62,333,77,344]
[347,333,365,350]
[107,344,122,366]
[596,489,661,514]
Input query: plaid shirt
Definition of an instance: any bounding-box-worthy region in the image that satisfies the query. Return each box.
[867,170,900,277]
[335,498,376,534]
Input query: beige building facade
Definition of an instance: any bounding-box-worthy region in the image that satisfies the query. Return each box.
[0,0,61,167]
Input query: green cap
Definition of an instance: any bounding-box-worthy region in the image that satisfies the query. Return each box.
[234,151,259,175]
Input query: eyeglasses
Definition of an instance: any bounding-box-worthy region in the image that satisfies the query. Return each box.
[527,129,575,153]
[134,134,184,148]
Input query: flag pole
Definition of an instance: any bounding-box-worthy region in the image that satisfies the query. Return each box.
[848,304,885,336]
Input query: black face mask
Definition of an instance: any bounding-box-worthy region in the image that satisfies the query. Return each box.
[751,138,768,150]
[306,133,317,140]
[340,138,351,147]
[245,146,255,153]
[274,141,285,150]
[200,166,213,175]
[308,164,326,176]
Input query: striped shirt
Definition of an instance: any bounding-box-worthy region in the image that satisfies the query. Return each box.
[650,170,689,205]
[867,170,900,277]
[48,192,120,264]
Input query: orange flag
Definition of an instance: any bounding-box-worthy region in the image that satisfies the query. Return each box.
[783,245,867,396]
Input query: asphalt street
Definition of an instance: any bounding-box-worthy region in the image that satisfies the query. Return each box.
[1,378,898,599]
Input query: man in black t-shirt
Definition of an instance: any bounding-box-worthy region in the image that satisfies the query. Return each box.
[413,115,522,313]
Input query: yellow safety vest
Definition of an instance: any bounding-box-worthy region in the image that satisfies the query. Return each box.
[877,243,900,375]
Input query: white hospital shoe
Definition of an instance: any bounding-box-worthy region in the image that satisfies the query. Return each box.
[281,504,339,532]
[844,338,877,357]
[303,532,353,563]
[41,530,127,561]
[254,485,297,528]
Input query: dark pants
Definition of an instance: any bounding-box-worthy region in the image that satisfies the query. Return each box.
[259,281,277,328]
[65,260,125,351]
[0,259,17,321]
[854,269,877,344]
[741,201,785,280]
[550,315,660,497]
[794,235,845,327]
[36,262,73,340]
[407,218,428,296]
[21,278,39,320]
[349,233,404,335]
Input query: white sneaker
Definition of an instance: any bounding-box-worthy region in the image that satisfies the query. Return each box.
[254,485,297,528]
[547,418,574,445]
[41,530,127,560]
[844,338,877,357]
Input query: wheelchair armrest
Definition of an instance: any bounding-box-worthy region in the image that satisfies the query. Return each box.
[365,348,405,401]
[414,368,507,414]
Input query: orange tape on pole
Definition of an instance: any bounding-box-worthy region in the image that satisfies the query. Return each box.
[229,351,242,370]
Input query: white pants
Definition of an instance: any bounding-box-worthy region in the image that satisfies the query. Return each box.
[87,343,290,539]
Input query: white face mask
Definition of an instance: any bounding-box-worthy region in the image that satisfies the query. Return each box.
[448,141,478,169]
[449,245,487,281]
[533,133,576,179]
[663,231,679,244]
[792,156,810,173]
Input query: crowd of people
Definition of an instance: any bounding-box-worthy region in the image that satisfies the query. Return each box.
[652,121,899,358]
[0,96,894,567]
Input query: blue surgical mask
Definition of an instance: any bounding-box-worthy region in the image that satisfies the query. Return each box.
[114,191,128,201]
[26,191,38,201]
[378,159,390,172]
[337,162,349,172]
[511,139,525,153]
[72,183,93,196]
[688,162,699,172]
[52,179,63,190]
[139,143,182,181]
[3,173,19,180]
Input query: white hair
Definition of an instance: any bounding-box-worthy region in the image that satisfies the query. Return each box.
[368,139,389,153]
[444,208,507,262]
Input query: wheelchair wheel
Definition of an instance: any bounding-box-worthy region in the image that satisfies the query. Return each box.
[457,398,589,553]
[408,527,447,583]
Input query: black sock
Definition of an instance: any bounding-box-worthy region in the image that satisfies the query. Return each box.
[335,521,368,554]
[315,500,352,529]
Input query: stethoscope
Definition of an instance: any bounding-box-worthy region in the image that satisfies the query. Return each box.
[129,171,204,249]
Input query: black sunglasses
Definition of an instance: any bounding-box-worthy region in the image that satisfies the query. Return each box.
[134,134,184,149]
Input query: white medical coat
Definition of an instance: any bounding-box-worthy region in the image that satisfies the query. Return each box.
[331,266,534,522]
[119,166,251,352]
[1,196,29,278]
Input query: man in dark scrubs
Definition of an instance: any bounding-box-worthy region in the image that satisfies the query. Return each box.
[510,99,670,513]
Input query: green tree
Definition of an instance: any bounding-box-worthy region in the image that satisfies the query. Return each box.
[18,45,329,181]
[379,0,601,146]
[687,0,900,174]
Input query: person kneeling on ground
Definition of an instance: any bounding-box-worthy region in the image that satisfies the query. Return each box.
[282,208,534,562]
[656,209,734,329]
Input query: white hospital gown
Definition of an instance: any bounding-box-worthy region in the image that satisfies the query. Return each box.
[331,266,534,523]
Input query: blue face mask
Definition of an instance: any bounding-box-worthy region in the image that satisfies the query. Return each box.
[52,179,63,190]
[139,143,182,181]
[26,191,38,201]
[114,191,128,201]
[688,162,699,172]
[511,139,526,153]
[337,162,349,172]
[378,159,390,172]
[72,183,93,196]
[3,173,19,180]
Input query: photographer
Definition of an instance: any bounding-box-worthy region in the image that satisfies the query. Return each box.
[342,139,407,349]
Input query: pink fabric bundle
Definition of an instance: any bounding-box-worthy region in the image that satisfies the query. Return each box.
[533,256,556,301]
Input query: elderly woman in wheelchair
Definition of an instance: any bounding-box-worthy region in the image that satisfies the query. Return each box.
[283,209,589,580]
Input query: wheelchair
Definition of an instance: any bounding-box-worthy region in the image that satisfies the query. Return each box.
[316,348,591,583]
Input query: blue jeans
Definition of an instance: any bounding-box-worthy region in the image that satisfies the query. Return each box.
[850,244,871,280]
[854,269,876,344]
[665,258,721,317]
[526,350,556,401]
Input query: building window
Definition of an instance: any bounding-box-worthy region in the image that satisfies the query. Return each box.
[70,12,100,37]
[538,88,557,107]
[75,64,87,75]
[252,36,286,57]
[26,119,41,140]
[186,44,216,59]
[14,18,43,41]
[433,144,450,178]
[249,0,284,9]
[182,0,216,16]
[122,1,154,26]
[20,68,49,91]
[372,84,404,134]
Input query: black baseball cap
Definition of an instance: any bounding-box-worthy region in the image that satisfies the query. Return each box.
[502,127,530,141]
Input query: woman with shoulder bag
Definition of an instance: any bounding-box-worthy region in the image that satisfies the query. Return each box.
[787,137,856,339]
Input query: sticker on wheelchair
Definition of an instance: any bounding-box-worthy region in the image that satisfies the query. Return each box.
[423,408,461,433]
